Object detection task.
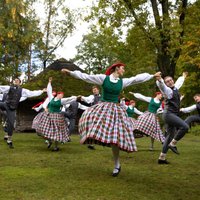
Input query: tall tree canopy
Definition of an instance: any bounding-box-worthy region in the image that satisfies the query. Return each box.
[38,0,76,70]
[81,0,193,78]
[0,0,42,83]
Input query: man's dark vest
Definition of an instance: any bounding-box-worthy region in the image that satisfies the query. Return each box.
[91,94,101,106]
[5,86,22,110]
[165,87,180,114]
[67,101,79,119]
[196,103,200,115]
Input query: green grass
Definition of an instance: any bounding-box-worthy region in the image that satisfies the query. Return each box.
[0,130,200,200]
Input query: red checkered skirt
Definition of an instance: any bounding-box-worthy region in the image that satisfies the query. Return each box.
[79,102,137,152]
[129,117,137,128]
[32,112,69,142]
[133,111,165,142]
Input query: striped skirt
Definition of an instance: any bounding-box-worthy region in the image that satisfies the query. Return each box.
[32,112,70,142]
[133,111,165,142]
[79,102,137,152]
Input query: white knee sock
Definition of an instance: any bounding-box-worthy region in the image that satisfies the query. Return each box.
[159,152,166,160]
[111,145,120,169]
[170,139,177,146]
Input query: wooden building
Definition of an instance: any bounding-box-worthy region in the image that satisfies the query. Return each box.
[14,58,90,132]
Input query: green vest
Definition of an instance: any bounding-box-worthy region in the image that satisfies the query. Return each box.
[48,98,62,113]
[101,76,122,103]
[148,98,161,113]
[127,107,135,117]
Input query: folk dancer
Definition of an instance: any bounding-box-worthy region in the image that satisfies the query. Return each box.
[0,78,46,148]
[156,72,188,164]
[129,92,165,151]
[62,62,161,176]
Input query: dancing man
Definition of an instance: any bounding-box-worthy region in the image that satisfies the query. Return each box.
[156,72,188,164]
[180,93,200,127]
[0,78,46,148]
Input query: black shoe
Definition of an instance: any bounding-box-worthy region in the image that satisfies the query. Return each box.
[112,166,121,177]
[158,159,170,164]
[168,145,180,155]
[52,147,60,152]
[7,142,14,149]
[88,145,95,150]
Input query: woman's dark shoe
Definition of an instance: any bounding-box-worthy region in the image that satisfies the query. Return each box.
[7,141,14,149]
[158,159,170,164]
[112,166,121,177]
[88,145,95,150]
[52,147,60,152]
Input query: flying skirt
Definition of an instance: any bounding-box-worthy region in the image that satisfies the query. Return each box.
[133,111,165,142]
[32,111,70,142]
[79,102,137,152]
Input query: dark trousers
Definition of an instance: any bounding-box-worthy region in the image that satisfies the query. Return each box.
[162,112,189,153]
[61,111,76,135]
[0,102,16,136]
[68,118,76,135]
[185,114,200,127]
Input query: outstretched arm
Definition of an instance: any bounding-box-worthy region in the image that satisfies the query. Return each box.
[78,103,89,110]
[180,105,197,113]
[21,88,45,99]
[0,86,10,93]
[134,107,143,115]
[61,96,77,105]
[81,95,95,104]
[122,71,161,88]
[61,69,106,85]
[175,72,188,89]
[129,92,151,103]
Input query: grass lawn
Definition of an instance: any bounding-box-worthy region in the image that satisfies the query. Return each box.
[0,129,200,200]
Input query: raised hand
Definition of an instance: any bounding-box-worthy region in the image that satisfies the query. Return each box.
[49,77,52,82]
[182,72,188,78]
[154,71,162,80]
[61,69,70,74]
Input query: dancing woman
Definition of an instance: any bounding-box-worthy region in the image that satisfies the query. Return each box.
[32,77,76,151]
[120,98,143,124]
[129,92,165,150]
[62,62,161,176]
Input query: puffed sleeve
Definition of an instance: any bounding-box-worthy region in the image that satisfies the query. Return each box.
[122,73,154,88]
[69,71,106,85]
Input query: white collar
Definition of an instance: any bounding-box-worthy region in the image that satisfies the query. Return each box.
[128,105,134,109]
[153,98,160,103]
[109,74,120,83]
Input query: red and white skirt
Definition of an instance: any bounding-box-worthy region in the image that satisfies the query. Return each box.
[133,111,165,142]
[79,102,137,152]
[32,112,70,142]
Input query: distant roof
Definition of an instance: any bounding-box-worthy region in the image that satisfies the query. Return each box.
[46,58,84,72]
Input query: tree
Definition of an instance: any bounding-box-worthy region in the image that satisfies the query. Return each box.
[74,26,123,73]
[38,0,76,70]
[0,0,43,83]
[176,0,200,104]
[86,0,192,78]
